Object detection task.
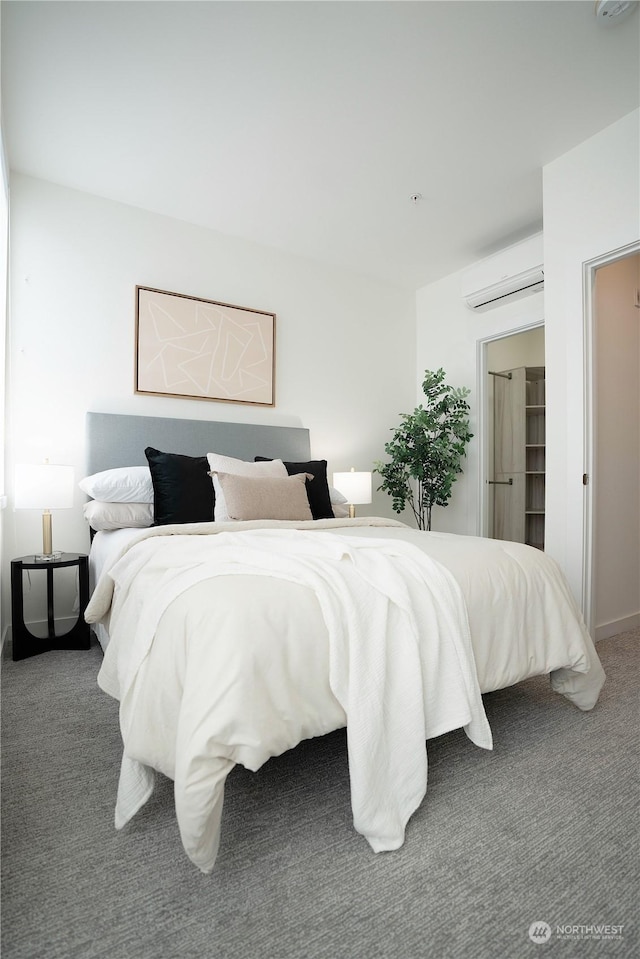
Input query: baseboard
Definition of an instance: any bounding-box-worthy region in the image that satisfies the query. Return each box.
[595,612,640,643]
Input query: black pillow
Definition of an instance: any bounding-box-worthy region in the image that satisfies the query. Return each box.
[145,447,214,526]
[254,457,334,520]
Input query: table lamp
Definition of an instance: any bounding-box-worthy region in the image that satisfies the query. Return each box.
[332,467,372,518]
[14,462,74,560]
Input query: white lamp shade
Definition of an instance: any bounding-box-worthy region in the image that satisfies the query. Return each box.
[332,470,372,505]
[14,463,75,510]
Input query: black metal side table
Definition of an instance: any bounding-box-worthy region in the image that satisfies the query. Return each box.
[10,553,91,661]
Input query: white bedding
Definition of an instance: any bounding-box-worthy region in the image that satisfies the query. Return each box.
[86,517,605,873]
[89,528,143,650]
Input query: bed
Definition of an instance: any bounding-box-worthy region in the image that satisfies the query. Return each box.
[83,412,605,874]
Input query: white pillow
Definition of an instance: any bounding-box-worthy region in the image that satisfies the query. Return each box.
[207,453,287,522]
[83,500,154,531]
[213,472,313,521]
[79,467,154,504]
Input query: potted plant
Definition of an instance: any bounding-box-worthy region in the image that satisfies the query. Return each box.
[374,368,473,531]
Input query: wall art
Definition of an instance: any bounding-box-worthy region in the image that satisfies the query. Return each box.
[135,286,275,406]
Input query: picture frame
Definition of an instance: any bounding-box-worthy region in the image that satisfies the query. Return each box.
[135,286,276,407]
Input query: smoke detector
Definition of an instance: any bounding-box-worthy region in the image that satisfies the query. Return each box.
[595,1,639,25]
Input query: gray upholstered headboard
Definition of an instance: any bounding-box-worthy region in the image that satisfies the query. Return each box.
[86,412,311,476]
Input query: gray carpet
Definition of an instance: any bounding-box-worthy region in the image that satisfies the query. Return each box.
[1,629,638,959]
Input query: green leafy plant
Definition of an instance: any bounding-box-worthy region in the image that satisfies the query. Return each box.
[374,369,473,531]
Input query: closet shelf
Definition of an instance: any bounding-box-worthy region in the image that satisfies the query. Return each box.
[493,365,546,551]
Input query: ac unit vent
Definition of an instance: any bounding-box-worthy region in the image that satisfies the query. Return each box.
[462,233,544,311]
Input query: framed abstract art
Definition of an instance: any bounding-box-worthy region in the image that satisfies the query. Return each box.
[135,286,276,407]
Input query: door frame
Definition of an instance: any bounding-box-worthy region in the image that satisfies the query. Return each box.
[476,321,545,539]
[581,239,640,636]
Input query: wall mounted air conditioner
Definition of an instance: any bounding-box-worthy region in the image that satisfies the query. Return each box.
[462,232,544,311]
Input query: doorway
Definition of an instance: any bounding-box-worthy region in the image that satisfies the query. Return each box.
[584,248,640,640]
[478,325,545,541]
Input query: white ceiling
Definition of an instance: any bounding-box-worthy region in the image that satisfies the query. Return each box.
[2,1,639,290]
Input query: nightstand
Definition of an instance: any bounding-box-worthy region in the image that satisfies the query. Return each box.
[10,553,91,661]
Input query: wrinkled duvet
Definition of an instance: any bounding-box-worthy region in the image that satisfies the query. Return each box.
[86,517,605,873]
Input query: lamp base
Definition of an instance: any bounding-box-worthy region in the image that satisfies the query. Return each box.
[35,551,63,562]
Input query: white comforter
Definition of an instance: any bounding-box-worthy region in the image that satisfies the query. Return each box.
[87,518,604,873]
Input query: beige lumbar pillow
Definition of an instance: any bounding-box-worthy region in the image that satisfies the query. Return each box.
[212,471,313,521]
[207,453,287,521]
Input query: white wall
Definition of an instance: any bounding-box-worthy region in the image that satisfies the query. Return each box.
[0,9,9,649]
[4,174,416,628]
[593,254,640,637]
[416,274,544,536]
[543,109,640,615]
